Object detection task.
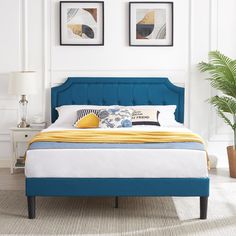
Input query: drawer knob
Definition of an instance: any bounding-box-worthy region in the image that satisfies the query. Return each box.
[25,134,28,138]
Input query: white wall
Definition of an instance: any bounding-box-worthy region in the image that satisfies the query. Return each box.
[0,0,235,168]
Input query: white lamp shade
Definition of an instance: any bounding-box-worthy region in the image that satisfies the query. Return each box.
[8,71,38,95]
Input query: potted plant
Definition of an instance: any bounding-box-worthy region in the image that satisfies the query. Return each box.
[199,51,236,177]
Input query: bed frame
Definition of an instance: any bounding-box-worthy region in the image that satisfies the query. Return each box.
[26,77,209,219]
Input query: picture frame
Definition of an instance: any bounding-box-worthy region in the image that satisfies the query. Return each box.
[60,1,104,46]
[129,2,173,46]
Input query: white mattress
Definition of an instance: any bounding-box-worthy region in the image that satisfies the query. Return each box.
[25,124,208,178]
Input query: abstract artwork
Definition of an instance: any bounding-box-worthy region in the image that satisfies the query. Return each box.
[129,2,173,46]
[60,1,104,45]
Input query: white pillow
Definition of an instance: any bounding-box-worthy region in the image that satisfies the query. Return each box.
[156,105,179,127]
[127,105,180,127]
[55,105,108,125]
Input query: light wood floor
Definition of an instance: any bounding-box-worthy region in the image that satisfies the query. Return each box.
[0,168,235,191]
[0,168,25,190]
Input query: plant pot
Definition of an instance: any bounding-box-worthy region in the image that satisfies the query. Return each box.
[227,146,236,178]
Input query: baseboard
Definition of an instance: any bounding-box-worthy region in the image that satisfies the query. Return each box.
[0,159,10,168]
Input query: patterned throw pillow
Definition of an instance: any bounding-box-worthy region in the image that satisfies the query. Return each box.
[99,107,133,128]
[132,108,160,126]
[74,109,100,128]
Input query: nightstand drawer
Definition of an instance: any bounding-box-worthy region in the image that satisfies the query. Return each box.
[13,131,39,142]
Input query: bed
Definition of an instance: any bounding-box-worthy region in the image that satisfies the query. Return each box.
[25,77,209,219]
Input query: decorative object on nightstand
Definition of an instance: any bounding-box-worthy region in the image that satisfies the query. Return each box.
[30,115,47,129]
[30,122,47,129]
[10,127,43,174]
[8,71,37,128]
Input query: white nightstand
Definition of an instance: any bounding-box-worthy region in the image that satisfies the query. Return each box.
[10,127,43,174]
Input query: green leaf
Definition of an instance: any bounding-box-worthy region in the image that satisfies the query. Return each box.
[198,51,236,97]
[217,110,234,129]
[208,96,236,114]
[208,51,236,81]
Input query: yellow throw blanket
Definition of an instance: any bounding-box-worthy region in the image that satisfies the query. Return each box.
[29,130,205,145]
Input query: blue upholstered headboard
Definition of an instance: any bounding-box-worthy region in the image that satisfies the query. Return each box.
[51,77,185,123]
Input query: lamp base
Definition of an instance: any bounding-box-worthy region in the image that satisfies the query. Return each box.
[18,95,30,128]
[17,121,30,128]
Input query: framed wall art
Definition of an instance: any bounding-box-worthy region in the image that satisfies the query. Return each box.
[60,1,104,46]
[129,2,173,46]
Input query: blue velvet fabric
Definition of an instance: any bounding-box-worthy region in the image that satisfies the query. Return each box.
[26,178,209,197]
[51,77,185,123]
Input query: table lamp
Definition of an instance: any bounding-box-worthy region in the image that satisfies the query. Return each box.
[8,71,37,128]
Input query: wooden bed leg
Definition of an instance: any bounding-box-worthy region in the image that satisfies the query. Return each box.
[27,196,36,219]
[114,196,118,208]
[200,196,208,219]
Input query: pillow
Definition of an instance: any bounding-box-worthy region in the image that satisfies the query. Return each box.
[99,108,133,128]
[54,104,180,127]
[55,105,108,125]
[132,108,160,126]
[74,109,100,128]
[156,105,178,127]
[128,105,178,127]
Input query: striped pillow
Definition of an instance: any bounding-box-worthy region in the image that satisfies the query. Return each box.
[74,109,100,128]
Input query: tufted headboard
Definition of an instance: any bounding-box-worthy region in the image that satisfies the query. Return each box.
[51,77,185,123]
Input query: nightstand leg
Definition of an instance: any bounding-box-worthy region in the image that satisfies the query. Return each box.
[27,196,36,219]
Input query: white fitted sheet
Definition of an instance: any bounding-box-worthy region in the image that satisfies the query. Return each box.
[25,124,208,178]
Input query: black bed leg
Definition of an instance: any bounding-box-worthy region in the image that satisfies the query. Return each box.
[200,197,208,219]
[27,196,36,219]
[114,196,118,208]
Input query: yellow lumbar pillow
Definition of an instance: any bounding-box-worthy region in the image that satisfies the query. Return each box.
[74,113,99,128]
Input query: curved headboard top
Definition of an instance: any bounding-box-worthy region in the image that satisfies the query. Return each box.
[51,77,184,123]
